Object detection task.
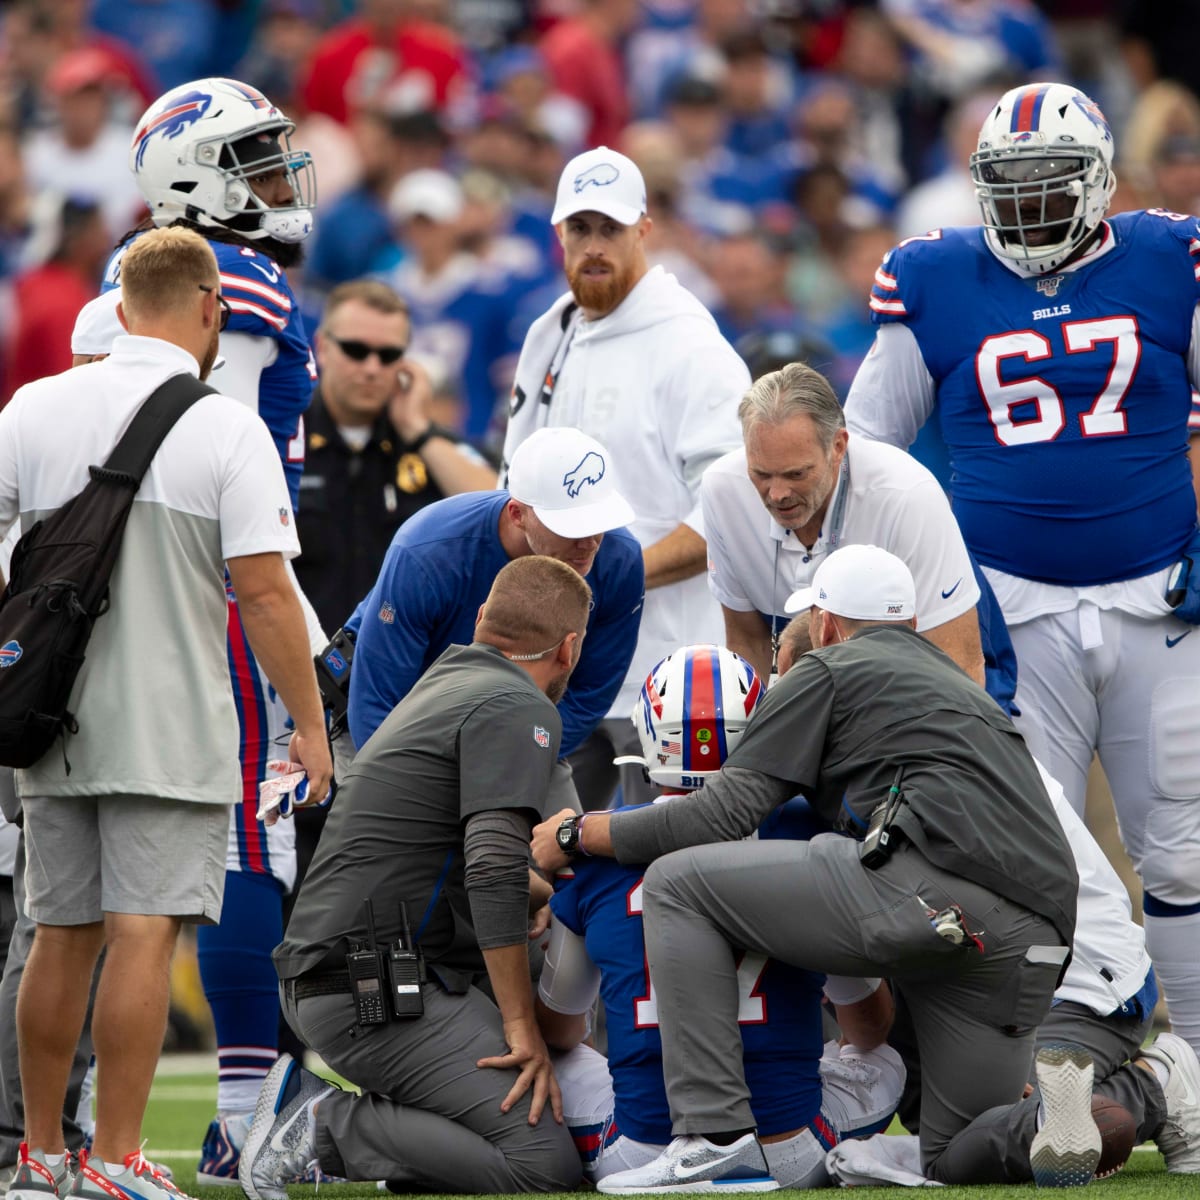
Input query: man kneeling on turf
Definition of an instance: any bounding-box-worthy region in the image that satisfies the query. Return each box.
[535,644,905,1188]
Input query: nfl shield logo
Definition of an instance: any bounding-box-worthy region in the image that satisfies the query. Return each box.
[279,507,290,526]
[533,726,549,748]
[379,600,395,624]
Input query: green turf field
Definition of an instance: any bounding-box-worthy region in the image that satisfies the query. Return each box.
[145,1055,1182,1200]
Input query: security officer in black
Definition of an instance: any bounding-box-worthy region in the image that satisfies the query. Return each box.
[295,279,496,634]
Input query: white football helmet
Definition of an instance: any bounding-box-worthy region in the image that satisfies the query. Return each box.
[629,645,764,791]
[130,77,317,243]
[970,82,1116,277]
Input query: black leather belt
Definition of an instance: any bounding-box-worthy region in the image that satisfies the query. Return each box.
[291,970,355,1000]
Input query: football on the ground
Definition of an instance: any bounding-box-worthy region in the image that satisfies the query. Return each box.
[1091,1095,1137,1178]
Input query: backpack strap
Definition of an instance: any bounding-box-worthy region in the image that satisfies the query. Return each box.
[93,372,217,486]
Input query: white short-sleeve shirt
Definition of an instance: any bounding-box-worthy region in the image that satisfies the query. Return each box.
[0,335,300,804]
[701,435,980,633]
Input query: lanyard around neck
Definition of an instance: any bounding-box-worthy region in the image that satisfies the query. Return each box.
[769,451,852,675]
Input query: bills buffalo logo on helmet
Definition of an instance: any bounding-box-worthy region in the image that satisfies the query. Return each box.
[133,89,214,169]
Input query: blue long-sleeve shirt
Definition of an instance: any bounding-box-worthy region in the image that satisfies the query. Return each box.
[346,491,645,753]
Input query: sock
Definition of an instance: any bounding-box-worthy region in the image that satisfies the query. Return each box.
[42,1154,65,1168]
[1143,905,1200,1059]
[1146,1059,1170,1089]
[76,1059,96,1139]
[197,870,285,1113]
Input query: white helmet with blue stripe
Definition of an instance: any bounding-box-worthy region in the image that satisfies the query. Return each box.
[971,82,1116,277]
[629,645,764,791]
[131,77,316,243]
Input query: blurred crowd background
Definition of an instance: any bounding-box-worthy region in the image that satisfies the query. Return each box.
[0,0,1196,463]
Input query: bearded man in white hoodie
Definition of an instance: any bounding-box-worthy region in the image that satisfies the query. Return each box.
[503,147,749,809]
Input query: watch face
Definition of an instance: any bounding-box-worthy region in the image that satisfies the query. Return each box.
[556,818,577,851]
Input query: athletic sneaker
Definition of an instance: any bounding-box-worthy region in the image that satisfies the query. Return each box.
[196,1114,251,1186]
[7,1145,72,1200]
[238,1054,336,1200]
[597,1133,780,1194]
[1141,1031,1200,1173]
[68,1151,194,1200]
[1029,1045,1101,1187]
[70,1144,172,1188]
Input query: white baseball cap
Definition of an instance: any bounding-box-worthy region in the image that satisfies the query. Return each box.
[71,290,123,356]
[551,146,647,226]
[784,544,917,622]
[388,169,463,225]
[507,427,636,539]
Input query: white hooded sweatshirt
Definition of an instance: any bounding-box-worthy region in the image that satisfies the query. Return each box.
[504,265,749,716]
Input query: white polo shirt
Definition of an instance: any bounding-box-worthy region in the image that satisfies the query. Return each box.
[701,434,980,633]
[0,335,300,804]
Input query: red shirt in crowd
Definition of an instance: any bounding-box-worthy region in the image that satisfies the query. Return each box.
[4,262,94,402]
[539,17,629,150]
[300,18,469,124]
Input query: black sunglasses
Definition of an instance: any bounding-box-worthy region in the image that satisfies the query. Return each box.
[199,284,231,331]
[330,336,406,365]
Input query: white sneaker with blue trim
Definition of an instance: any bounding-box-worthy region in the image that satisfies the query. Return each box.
[597,1133,779,1194]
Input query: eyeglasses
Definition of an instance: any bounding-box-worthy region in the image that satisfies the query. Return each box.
[330,336,406,365]
[199,284,231,331]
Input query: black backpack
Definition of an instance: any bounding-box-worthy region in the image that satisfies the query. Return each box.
[0,372,214,769]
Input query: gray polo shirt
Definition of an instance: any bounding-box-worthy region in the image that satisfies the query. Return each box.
[275,643,561,989]
[611,625,1077,947]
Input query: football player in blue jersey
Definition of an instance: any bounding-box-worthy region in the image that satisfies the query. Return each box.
[102,78,329,1183]
[845,81,1200,1065]
[536,645,904,1190]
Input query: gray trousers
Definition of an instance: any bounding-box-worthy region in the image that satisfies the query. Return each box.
[0,832,95,1165]
[931,998,1165,1183]
[641,835,1067,1184]
[280,979,581,1194]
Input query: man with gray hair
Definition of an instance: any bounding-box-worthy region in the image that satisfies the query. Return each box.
[701,361,1004,700]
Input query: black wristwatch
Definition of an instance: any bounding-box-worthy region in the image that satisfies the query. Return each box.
[555,813,583,857]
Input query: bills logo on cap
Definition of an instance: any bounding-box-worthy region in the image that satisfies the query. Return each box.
[0,640,22,669]
[563,451,605,498]
[533,725,550,748]
[574,163,619,193]
[133,88,213,168]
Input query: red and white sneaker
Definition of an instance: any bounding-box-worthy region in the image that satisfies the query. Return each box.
[68,1151,195,1200]
[7,1144,72,1200]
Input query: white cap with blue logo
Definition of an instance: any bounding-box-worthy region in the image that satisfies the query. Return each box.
[507,427,636,539]
[551,146,647,227]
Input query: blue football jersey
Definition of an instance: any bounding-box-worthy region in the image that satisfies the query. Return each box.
[103,238,315,511]
[551,801,826,1144]
[869,212,1198,585]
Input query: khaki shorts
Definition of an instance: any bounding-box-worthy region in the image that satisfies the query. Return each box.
[22,794,230,925]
